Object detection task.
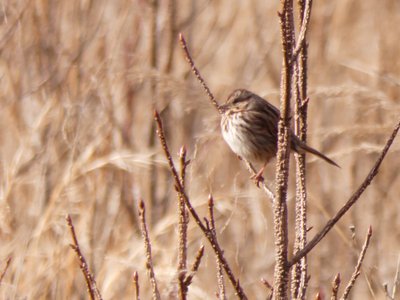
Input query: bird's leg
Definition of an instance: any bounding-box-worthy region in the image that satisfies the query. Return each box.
[250,162,266,187]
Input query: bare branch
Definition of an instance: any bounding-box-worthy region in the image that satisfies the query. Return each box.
[138,200,161,300]
[154,111,207,235]
[292,0,313,61]
[154,111,248,299]
[66,215,103,300]
[179,33,221,113]
[290,120,400,266]
[341,226,373,299]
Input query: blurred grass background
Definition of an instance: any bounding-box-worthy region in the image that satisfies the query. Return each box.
[0,0,399,299]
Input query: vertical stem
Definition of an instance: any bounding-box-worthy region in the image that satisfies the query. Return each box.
[292,0,312,298]
[274,1,295,299]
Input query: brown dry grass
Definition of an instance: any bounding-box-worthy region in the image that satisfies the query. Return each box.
[0,0,399,299]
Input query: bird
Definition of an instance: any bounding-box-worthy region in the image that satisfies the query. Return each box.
[219,89,339,183]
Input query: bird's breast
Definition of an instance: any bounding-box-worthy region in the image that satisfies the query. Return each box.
[221,114,259,162]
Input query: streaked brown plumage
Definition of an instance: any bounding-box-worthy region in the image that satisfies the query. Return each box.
[220,89,339,171]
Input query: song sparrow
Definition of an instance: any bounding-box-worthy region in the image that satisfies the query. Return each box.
[220,89,339,181]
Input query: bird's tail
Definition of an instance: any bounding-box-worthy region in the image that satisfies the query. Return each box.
[293,138,340,168]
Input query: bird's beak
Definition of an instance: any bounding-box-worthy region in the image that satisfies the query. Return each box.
[219,104,227,113]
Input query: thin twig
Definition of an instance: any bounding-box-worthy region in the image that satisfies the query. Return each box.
[330,273,341,300]
[341,226,373,299]
[184,245,205,287]
[0,257,11,286]
[290,120,400,267]
[138,200,161,300]
[179,33,221,114]
[292,0,313,62]
[154,111,248,299]
[66,215,103,300]
[133,271,140,300]
[208,195,226,300]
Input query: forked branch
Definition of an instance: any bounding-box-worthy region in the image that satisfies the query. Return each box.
[154,111,248,300]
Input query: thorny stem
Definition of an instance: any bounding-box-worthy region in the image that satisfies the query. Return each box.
[273,0,295,298]
[292,0,313,298]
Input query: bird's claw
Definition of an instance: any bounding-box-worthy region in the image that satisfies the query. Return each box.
[251,171,265,188]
